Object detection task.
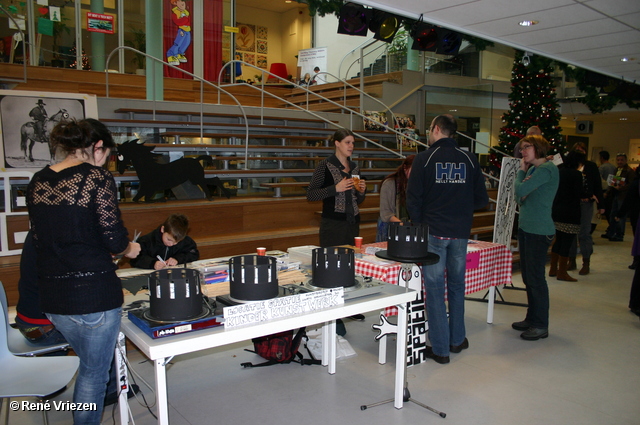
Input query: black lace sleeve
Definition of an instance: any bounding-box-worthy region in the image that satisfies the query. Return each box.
[90,168,130,254]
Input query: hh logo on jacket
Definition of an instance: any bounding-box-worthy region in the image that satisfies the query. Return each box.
[435,162,467,183]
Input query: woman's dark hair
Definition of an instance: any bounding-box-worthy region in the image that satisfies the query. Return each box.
[50,118,114,157]
[330,128,355,145]
[563,150,583,169]
[382,155,415,208]
[518,135,550,159]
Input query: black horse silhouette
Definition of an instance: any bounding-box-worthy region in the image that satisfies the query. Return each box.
[117,140,230,202]
[20,109,70,162]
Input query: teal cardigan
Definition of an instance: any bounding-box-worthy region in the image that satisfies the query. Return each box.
[515,161,559,235]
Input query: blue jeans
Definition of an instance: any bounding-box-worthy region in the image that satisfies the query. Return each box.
[518,229,554,329]
[423,235,467,357]
[376,219,389,242]
[47,308,121,425]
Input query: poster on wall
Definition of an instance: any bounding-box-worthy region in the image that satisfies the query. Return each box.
[237,23,255,52]
[0,91,98,170]
[297,47,328,84]
[87,12,114,34]
[166,0,192,66]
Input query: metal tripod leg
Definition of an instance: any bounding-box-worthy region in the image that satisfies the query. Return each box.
[360,263,446,418]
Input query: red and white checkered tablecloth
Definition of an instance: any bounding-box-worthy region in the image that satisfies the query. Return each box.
[355,241,512,316]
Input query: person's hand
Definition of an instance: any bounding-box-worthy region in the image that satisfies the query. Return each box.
[166,257,178,267]
[124,242,141,259]
[154,260,166,270]
[519,158,529,172]
[355,178,366,193]
[336,177,353,192]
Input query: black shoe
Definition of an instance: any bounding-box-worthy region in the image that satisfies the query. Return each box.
[449,338,469,353]
[600,233,611,239]
[609,236,624,242]
[348,314,365,321]
[336,319,347,337]
[630,308,640,317]
[511,320,530,331]
[520,327,549,340]
[104,384,140,407]
[425,346,450,364]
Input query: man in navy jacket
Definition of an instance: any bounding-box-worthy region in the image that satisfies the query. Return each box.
[407,114,488,364]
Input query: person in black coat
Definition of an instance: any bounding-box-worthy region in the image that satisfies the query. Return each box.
[549,151,584,282]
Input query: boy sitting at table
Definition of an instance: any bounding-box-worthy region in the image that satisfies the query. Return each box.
[131,213,199,270]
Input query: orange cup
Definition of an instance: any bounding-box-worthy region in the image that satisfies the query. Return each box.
[354,237,363,249]
[257,247,266,256]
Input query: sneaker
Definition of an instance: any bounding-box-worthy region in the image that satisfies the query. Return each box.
[177,54,187,63]
[167,56,179,65]
[449,338,469,353]
[511,320,530,331]
[425,346,450,364]
[104,384,140,407]
[520,327,548,341]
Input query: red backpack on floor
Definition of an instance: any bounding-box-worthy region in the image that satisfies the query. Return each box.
[241,328,320,368]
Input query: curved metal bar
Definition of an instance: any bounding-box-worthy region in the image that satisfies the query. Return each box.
[0,6,27,83]
[104,46,251,169]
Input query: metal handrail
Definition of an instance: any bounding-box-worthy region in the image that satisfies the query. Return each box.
[0,6,27,83]
[218,60,421,158]
[104,47,251,168]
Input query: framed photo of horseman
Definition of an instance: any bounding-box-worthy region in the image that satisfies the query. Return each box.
[0,91,98,169]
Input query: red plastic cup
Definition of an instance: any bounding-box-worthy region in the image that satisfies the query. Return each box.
[354,237,363,249]
[257,247,266,256]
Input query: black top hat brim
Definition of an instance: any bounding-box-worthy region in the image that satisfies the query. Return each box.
[375,250,439,265]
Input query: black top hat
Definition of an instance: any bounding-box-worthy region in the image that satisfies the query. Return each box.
[36,99,46,105]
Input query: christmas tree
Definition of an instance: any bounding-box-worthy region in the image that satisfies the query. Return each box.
[491,51,564,167]
[68,43,91,70]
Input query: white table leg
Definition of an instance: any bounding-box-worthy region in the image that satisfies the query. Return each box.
[328,320,337,374]
[321,321,330,367]
[487,286,495,324]
[394,303,407,409]
[154,358,170,425]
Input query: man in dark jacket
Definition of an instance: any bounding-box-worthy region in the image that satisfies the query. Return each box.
[406,114,488,364]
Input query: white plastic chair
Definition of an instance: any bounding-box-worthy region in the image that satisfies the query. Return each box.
[0,296,79,425]
[0,282,70,356]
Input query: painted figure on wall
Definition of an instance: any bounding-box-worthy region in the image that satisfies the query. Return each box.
[166,0,191,66]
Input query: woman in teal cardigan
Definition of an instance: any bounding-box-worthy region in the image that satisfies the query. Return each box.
[512,135,559,341]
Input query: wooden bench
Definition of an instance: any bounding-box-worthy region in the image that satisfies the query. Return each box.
[315,207,379,222]
[260,179,383,197]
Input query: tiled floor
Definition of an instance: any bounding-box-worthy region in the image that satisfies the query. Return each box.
[4,222,640,425]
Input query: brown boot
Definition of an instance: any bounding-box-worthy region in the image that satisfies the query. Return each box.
[567,257,577,271]
[549,252,559,277]
[557,256,577,282]
[579,260,590,275]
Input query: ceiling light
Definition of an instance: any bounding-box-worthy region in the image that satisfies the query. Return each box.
[518,20,539,27]
[337,3,371,37]
[620,118,628,120]
[369,10,400,43]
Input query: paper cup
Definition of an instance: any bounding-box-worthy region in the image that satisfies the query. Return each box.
[354,237,363,248]
[257,247,267,256]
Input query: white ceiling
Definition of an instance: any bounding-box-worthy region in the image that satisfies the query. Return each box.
[358,0,640,84]
[239,0,640,83]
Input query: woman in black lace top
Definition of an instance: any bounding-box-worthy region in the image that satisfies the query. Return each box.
[307,128,366,247]
[27,119,140,425]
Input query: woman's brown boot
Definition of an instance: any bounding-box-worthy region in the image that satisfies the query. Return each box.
[557,256,577,282]
[579,260,590,275]
[549,252,559,277]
